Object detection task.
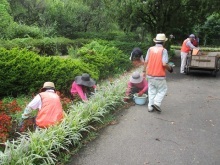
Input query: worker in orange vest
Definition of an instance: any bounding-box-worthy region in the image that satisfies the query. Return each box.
[143,33,173,112]
[180,34,197,73]
[21,82,64,128]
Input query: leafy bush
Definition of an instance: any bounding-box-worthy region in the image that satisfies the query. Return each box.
[0,42,132,97]
[72,32,151,55]
[75,40,132,79]
[0,38,91,56]
[0,48,98,98]
[0,3,13,39]
[9,23,43,39]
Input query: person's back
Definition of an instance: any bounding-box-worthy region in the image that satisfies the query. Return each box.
[21,82,64,129]
[144,33,173,112]
[37,91,63,128]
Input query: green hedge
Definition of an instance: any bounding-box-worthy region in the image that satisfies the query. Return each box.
[0,33,151,58]
[0,40,132,98]
[0,37,91,56]
[75,40,132,79]
[0,48,97,97]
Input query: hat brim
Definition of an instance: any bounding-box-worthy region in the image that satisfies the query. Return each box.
[153,38,168,42]
[75,76,96,87]
[130,76,143,84]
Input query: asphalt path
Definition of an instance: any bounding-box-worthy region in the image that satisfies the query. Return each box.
[68,52,220,165]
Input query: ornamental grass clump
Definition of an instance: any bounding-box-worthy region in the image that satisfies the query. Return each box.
[0,72,130,165]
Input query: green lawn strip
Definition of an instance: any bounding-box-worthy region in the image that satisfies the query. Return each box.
[0,69,139,165]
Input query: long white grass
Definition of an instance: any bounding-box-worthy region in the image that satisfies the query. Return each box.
[0,69,140,165]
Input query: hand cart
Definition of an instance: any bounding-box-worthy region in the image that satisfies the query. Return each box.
[184,49,220,77]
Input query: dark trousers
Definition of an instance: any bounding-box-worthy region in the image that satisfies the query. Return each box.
[128,87,148,99]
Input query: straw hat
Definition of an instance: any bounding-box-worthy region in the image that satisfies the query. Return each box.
[75,73,96,87]
[43,82,55,89]
[153,33,168,43]
[130,72,143,84]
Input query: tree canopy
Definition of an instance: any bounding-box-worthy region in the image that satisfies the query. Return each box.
[1,0,219,45]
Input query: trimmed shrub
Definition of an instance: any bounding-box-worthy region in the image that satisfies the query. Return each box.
[75,40,132,79]
[0,37,91,56]
[0,42,132,98]
[0,48,98,97]
[72,32,151,55]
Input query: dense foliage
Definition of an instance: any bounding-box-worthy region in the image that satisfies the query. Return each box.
[0,37,91,55]
[0,40,132,98]
[75,40,131,79]
[0,0,219,45]
[0,47,96,97]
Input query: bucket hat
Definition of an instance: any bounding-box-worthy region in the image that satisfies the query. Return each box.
[75,73,96,87]
[189,34,195,38]
[130,72,143,84]
[153,33,168,43]
[43,82,55,89]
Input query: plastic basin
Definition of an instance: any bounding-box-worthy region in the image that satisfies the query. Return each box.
[133,93,148,105]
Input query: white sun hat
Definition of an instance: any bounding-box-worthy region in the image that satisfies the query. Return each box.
[153,33,168,42]
[43,82,55,89]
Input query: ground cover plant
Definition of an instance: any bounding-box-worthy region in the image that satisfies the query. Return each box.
[0,92,72,148]
[0,69,133,165]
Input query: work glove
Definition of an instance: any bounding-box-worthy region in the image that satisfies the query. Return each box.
[138,90,144,97]
[168,66,173,73]
[123,97,129,102]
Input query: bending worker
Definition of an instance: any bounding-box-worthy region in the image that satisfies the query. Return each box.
[21,82,64,128]
[180,34,197,74]
[70,73,96,101]
[124,71,148,102]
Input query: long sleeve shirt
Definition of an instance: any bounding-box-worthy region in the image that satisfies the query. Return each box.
[70,82,87,100]
[22,89,55,119]
[126,79,148,96]
[70,82,96,101]
[186,40,196,49]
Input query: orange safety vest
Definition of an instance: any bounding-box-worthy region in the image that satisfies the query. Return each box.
[181,38,191,53]
[147,46,166,77]
[36,92,64,128]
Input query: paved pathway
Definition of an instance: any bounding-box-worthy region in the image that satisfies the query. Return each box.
[68,52,220,165]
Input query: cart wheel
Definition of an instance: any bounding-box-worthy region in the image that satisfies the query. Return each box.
[212,70,217,77]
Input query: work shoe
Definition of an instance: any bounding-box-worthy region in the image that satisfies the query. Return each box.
[148,106,154,112]
[152,104,161,112]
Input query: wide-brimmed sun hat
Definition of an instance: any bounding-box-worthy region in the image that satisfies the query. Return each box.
[189,34,195,38]
[75,73,96,87]
[43,82,55,89]
[153,33,168,43]
[130,72,143,84]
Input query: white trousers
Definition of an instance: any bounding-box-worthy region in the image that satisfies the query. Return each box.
[180,52,188,73]
[148,78,167,109]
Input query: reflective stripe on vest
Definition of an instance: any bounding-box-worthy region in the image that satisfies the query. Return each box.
[181,39,191,53]
[147,46,166,77]
[36,92,63,128]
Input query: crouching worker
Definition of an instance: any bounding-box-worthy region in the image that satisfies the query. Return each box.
[129,47,145,67]
[21,82,64,128]
[124,71,148,102]
[70,73,96,101]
